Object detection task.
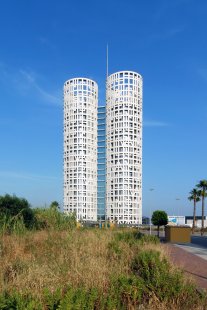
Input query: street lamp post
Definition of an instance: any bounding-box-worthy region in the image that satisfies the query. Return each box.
[176,198,180,225]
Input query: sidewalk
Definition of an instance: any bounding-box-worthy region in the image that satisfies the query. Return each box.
[175,243,207,261]
[165,243,207,290]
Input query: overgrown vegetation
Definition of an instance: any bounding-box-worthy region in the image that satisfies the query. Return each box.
[0,225,206,309]
[0,194,35,230]
[0,194,76,235]
[0,194,206,308]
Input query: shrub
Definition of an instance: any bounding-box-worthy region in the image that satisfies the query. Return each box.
[114,230,142,245]
[131,249,202,305]
[0,291,42,310]
[137,234,160,245]
[108,274,146,308]
[43,286,100,309]
[114,230,159,246]
[0,194,35,229]
[107,240,122,260]
[33,207,76,231]
[0,214,27,236]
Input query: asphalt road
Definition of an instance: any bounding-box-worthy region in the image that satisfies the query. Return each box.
[191,235,207,248]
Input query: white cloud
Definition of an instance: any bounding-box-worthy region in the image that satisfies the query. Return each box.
[0,171,57,182]
[19,70,61,106]
[143,120,169,127]
[149,26,185,42]
[0,62,61,106]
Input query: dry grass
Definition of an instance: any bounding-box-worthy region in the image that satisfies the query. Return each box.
[0,229,136,298]
[0,228,206,309]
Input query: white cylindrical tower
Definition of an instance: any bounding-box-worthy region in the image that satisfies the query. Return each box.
[64,78,98,221]
[106,71,142,225]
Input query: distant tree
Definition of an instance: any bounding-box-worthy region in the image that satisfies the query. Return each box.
[196,180,207,236]
[188,188,201,234]
[0,194,35,228]
[50,201,60,211]
[151,210,168,237]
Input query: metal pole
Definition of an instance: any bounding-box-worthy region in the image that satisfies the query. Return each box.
[149,188,154,235]
[176,198,180,225]
[106,44,109,78]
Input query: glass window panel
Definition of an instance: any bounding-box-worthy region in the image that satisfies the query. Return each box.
[98,163,105,169]
[98,107,106,113]
[98,141,105,147]
[98,124,105,130]
[98,154,106,160]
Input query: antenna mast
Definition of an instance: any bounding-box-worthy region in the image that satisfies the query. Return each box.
[106,44,109,78]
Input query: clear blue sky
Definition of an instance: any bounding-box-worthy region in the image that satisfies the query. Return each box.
[0,0,207,216]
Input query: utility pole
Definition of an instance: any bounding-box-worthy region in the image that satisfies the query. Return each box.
[149,188,154,235]
[176,198,180,225]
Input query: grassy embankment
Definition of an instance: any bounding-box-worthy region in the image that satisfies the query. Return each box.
[0,214,206,309]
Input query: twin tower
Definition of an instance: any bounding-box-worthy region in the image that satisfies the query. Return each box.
[63,71,143,225]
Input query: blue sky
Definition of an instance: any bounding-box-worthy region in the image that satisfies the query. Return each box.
[0,0,207,216]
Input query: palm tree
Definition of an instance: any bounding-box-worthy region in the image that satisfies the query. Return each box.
[196,180,207,236]
[188,188,201,234]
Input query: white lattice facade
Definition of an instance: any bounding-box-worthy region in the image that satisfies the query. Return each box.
[106,71,142,225]
[63,78,97,221]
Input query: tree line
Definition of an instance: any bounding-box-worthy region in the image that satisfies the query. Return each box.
[0,194,76,234]
[188,179,207,235]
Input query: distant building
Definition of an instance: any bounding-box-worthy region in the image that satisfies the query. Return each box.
[142,216,150,225]
[63,70,143,225]
[168,216,185,226]
[185,216,207,228]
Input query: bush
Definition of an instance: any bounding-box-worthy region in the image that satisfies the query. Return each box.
[33,207,76,231]
[114,230,142,245]
[0,291,42,310]
[114,230,159,246]
[108,274,146,308]
[0,214,27,236]
[137,234,160,245]
[131,249,201,305]
[0,194,35,230]
[107,240,122,259]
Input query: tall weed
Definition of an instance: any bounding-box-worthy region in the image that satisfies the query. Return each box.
[33,208,76,231]
[131,249,205,308]
[0,215,26,236]
[0,229,206,309]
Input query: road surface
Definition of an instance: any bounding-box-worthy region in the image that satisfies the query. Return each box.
[191,235,207,248]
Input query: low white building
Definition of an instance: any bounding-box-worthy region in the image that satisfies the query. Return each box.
[168,216,185,226]
[185,216,207,228]
[168,215,207,228]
